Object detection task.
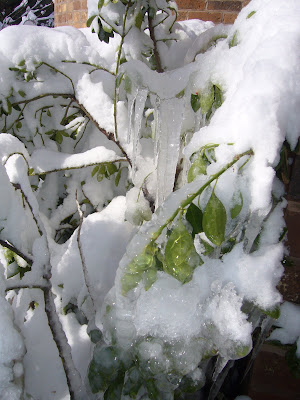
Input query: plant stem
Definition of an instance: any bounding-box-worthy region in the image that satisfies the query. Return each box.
[148,11,163,73]
[151,150,253,243]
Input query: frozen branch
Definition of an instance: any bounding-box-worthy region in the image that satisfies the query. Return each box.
[0,239,33,266]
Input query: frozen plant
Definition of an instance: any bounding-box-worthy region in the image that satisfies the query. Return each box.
[0,0,299,399]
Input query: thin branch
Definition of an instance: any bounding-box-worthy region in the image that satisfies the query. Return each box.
[31,158,127,176]
[75,192,96,313]
[37,62,75,94]
[5,283,49,292]
[62,60,115,76]
[11,93,132,166]
[0,239,33,266]
[12,183,43,236]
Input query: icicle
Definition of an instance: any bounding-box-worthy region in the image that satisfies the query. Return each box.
[127,86,139,145]
[208,358,234,400]
[132,87,148,176]
[155,97,185,208]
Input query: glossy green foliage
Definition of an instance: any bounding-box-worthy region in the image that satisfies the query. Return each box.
[185,203,203,237]
[203,190,227,246]
[164,220,202,283]
[123,366,143,398]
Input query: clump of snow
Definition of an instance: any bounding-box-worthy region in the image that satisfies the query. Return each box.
[269,302,300,357]
[0,269,25,399]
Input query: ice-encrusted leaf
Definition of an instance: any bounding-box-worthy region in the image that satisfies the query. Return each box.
[230,192,243,219]
[191,93,200,112]
[203,190,227,246]
[188,153,207,183]
[200,85,214,114]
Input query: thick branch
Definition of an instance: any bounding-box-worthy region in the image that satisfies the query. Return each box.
[43,286,85,400]
[148,13,164,73]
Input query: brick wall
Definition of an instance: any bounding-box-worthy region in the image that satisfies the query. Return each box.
[55,0,87,28]
[54,0,251,28]
[177,0,251,24]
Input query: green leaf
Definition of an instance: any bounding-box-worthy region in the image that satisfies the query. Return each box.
[47,109,51,117]
[186,203,203,237]
[247,11,256,19]
[123,366,143,398]
[98,0,104,9]
[18,90,26,98]
[88,359,109,393]
[187,153,207,183]
[200,85,214,114]
[87,14,97,27]
[89,329,103,344]
[44,130,55,135]
[165,221,194,267]
[18,59,26,66]
[213,85,223,109]
[176,89,185,99]
[12,104,21,111]
[92,166,99,177]
[106,163,118,176]
[135,11,143,29]
[124,76,132,94]
[16,121,22,130]
[115,168,122,186]
[200,238,214,255]
[6,99,12,115]
[144,268,157,291]
[9,67,20,72]
[203,190,227,246]
[104,380,123,400]
[260,305,280,320]
[121,272,143,295]
[97,173,104,182]
[29,168,34,176]
[164,221,200,283]
[55,131,63,144]
[229,31,238,48]
[191,93,200,113]
[116,72,124,88]
[230,192,243,219]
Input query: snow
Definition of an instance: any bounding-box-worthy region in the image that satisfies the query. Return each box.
[269,302,300,357]
[0,0,299,398]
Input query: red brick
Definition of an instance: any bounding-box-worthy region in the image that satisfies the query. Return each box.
[223,11,238,23]
[73,0,81,11]
[207,0,242,12]
[189,10,222,23]
[177,10,189,20]
[176,0,206,10]
[81,0,87,9]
